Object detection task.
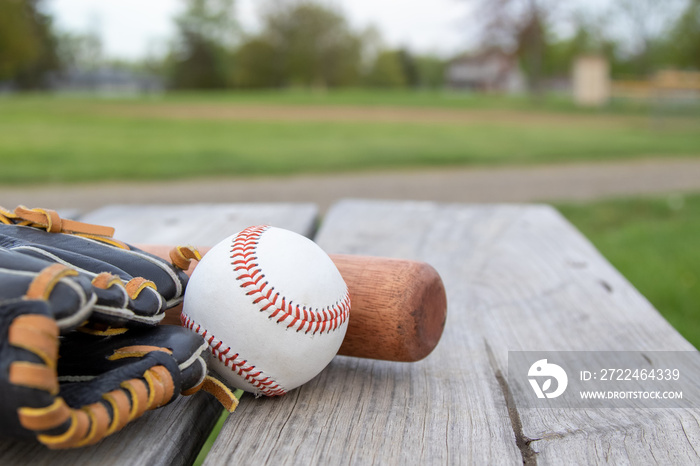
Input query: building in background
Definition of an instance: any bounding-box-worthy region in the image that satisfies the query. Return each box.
[445,50,526,93]
[48,67,164,95]
[572,55,610,107]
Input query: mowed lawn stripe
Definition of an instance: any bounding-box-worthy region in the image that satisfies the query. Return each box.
[1,95,699,184]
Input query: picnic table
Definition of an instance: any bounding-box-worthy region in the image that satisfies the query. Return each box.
[2,200,699,465]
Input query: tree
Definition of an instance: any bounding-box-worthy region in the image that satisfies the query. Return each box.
[233,37,282,88]
[413,55,446,88]
[666,0,700,70]
[0,0,39,81]
[169,0,238,89]
[542,19,615,79]
[0,0,61,88]
[365,50,407,87]
[605,0,687,76]
[397,49,419,87]
[57,31,102,71]
[467,0,567,93]
[255,1,363,88]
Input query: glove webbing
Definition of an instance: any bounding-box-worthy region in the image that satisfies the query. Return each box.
[12,316,239,448]
[8,267,240,448]
[6,263,171,448]
[9,311,178,448]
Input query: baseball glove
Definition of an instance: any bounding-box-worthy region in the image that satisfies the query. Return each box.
[0,205,200,331]
[0,206,238,449]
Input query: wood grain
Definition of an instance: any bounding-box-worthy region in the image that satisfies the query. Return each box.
[0,384,221,466]
[0,204,319,466]
[207,200,700,465]
[78,203,319,245]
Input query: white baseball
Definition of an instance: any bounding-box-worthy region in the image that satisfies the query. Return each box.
[181,225,350,396]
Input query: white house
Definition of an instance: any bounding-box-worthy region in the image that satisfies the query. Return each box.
[445,50,526,93]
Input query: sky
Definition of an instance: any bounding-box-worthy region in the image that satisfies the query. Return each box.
[45,0,473,61]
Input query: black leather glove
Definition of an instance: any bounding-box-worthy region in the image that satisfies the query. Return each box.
[0,206,238,449]
[0,205,195,330]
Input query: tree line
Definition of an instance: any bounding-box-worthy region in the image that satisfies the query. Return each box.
[471,0,700,93]
[1,0,698,92]
[168,0,446,89]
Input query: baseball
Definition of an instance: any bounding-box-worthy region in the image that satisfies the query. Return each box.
[181,225,350,396]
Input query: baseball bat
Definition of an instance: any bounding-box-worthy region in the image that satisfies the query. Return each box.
[137,245,447,362]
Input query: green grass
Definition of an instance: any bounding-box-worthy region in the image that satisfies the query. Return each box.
[557,192,700,348]
[0,91,698,184]
[5,88,588,111]
[193,411,228,466]
[26,88,698,115]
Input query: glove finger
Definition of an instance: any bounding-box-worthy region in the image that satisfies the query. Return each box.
[1,236,163,328]
[0,227,179,328]
[0,223,188,308]
[0,249,95,331]
[12,243,165,318]
[89,276,163,328]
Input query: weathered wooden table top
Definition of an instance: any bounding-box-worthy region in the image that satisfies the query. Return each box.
[2,200,699,465]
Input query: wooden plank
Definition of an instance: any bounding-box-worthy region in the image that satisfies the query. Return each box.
[207,199,700,465]
[0,395,221,466]
[78,203,319,245]
[0,203,319,466]
[206,200,523,465]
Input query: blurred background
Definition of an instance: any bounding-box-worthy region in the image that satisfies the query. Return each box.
[0,0,698,348]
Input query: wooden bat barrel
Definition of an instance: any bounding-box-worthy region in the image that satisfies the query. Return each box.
[331,254,447,362]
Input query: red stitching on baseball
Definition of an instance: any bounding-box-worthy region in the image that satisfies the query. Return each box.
[229,225,350,335]
[180,313,287,396]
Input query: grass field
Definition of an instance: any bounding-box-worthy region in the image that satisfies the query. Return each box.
[1,90,698,184]
[36,88,700,114]
[557,192,700,349]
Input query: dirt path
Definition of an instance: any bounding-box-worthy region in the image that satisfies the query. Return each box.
[2,157,699,214]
